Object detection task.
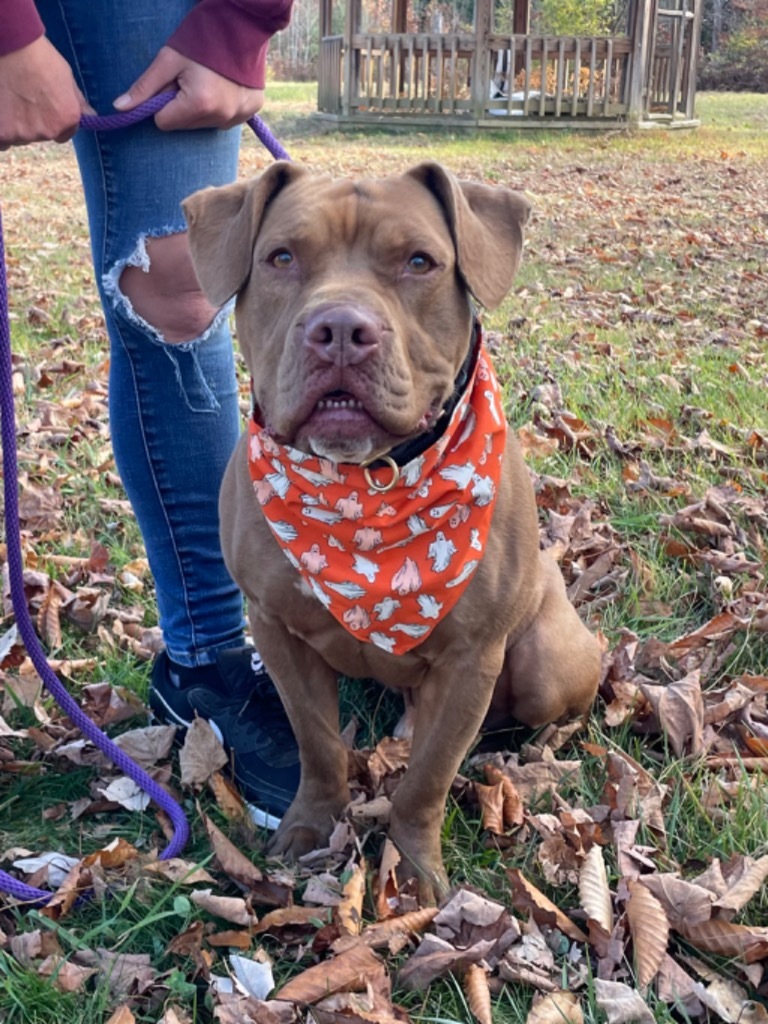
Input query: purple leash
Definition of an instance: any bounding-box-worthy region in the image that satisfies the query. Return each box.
[79,90,292,161]
[0,94,289,906]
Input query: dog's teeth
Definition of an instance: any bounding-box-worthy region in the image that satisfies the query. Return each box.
[318,398,363,411]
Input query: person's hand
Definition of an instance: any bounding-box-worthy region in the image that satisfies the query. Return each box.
[114,47,265,131]
[0,37,94,148]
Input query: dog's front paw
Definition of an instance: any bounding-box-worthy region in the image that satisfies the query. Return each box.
[267,823,328,861]
[267,797,343,861]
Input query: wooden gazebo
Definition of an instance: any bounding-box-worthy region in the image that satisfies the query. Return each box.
[316,0,701,128]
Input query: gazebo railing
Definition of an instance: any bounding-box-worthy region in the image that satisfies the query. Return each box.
[318,32,634,120]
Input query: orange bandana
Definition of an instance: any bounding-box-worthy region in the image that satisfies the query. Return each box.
[247,341,507,654]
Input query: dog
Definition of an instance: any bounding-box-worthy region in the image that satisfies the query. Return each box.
[183,162,601,901]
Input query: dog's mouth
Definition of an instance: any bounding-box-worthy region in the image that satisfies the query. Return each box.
[314,390,367,417]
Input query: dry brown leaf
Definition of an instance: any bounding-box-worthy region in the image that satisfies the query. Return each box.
[208,770,249,820]
[277,942,382,1003]
[375,838,401,920]
[73,946,156,995]
[179,717,228,789]
[483,763,525,827]
[693,976,768,1024]
[637,873,712,931]
[255,906,329,935]
[105,1007,136,1024]
[157,1008,193,1024]
[189,889,257,927]
[200,811,264,889]
[367,736,411,788]
[37,954,96,993]
[626,878,669,989]
[337,861,366,935]
[207,930,253,949]
[655,954,704,1019]
[593,978,655,1024]
[714,854,768,916]
[578,844,613,933]
[501,759,583,802]
[166,921,205,958]
[39,861,92,922]
[506,869,589,943]
[360,907,439,949]
[142,858,216,886]
[474,780,505,834]
[37,584,63,649]
[464,963,492,1024]
[112,723,177,766]
[526,990,584,1024]
[678,918,768,963]
[640,670,705,757]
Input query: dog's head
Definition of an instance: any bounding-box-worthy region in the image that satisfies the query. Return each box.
[183,162,530,464]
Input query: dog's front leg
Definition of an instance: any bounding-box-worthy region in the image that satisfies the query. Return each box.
[247,613,349,860]
[388,644,505,904]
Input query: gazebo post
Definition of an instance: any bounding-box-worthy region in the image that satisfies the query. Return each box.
[472,0,493,119]
[627,0,653,123]
[513,0,530,75]
[342,0,360,116]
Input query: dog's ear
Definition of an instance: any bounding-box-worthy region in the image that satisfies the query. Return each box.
[182,161,308,307]
[406,162,531,310]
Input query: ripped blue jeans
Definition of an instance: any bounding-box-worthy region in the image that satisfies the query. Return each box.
[40,0,245,666]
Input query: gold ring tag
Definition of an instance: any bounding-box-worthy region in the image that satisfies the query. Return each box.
[361,455,400,493]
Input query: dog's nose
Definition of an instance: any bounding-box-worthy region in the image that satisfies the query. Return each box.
[304,305,381,365]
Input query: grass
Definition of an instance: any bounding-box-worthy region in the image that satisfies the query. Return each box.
[1,90,767,1022]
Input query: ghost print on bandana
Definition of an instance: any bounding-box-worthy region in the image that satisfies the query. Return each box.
[247,341,507,655]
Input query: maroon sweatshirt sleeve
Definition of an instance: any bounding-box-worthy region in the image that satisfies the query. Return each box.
[167,0,294,90]
[0,0,45,57]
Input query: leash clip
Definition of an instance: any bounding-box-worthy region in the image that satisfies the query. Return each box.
[361,455,400,493]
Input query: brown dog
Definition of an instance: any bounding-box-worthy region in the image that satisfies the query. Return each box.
[183,162,600,901]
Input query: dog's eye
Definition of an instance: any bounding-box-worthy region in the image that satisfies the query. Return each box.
[406,253,435,274]
[269,249,294,268]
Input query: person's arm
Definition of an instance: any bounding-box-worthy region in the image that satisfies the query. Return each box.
[0,0,44,56]
[113,0,295,132]
[0,0,93,147]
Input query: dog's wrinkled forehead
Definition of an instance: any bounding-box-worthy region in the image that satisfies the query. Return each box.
[183,161,531,310]
[257,174,455,257]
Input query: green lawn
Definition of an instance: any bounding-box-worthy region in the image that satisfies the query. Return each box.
[0,91,767,1023]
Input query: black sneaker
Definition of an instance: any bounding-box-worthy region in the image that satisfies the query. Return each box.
[149,647,300,827]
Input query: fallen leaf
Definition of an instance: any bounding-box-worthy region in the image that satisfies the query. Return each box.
[276,942,382,1003]
[189,890,258,927]
[626,879,669,989]
[578,844,613,933]
[98,776,151,812]
[359,908,439,950]
[255,906,329,935]
[637,873,712,931]
[230,953,275,1000]
[337,861,366,936]
[105,1008,136,1024]
[678,918,768,963]
[464,963,492,1024]
[506,869,589,943]
[113,724,177,766]
[526,990,584,1024]
[594,978,655,1024]
[179,717,228,789]
[483,763,525,827]
[713,854,768,916]
[143,858,216,886]
[640,670,705,757]
[374,838,401,920]
[474,780,505,834]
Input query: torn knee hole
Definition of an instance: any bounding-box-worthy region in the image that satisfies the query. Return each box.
[114,232,219,344]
